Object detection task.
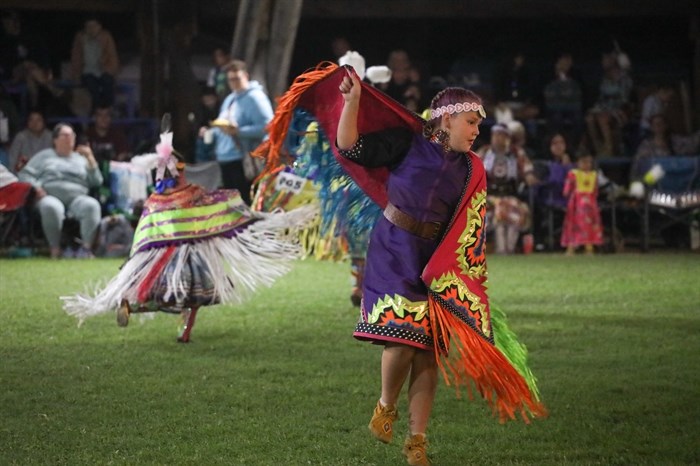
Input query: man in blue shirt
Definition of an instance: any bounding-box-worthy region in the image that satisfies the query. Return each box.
[208,59,273,204]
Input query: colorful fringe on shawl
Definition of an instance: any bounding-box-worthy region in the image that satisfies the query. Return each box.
[61,184,317,324]
[253,63,546,423]
[428,293,545,423]
[252,62,342,183]
[252,111,380,261]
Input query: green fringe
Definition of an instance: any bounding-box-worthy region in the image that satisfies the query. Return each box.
[490,302,541,402]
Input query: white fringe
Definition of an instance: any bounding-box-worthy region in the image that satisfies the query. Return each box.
[61,204,318,324]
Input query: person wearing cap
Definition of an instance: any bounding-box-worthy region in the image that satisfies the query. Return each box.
[478,122,536,254]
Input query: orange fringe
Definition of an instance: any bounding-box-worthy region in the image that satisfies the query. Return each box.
[429,294,548,423]
[251,62,339,182]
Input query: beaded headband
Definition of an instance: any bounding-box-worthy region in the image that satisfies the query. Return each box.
[431,102,486,120]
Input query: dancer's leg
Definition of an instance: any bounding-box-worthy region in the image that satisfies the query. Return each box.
[177,307,199,343]
[406,349,438,436]
[381,343,416,406]
[369,343,415,443]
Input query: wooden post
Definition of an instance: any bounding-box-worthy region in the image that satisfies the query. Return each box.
[267,0,303,99]
[231,0,303,101]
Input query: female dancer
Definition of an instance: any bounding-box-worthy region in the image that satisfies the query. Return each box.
[62,130,314,342]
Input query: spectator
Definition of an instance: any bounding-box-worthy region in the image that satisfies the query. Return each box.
[507,119,536,159]
[543,52,584,146]
[193,86,220,163]
[194,85,220,129]
[84,105,132,213]
[206,46,231,103]
[8,110,52,173]
[94,213,134,258]
[561,153,604,255]
[0,163,35,248]
[530,132,574,248]
[376,49,424,112]
[70,15,120,110]
[199,59,273,204]
[630,113,700,182]
[0,10,52,111]
[0,163,33,211]
[534,132,573,206]
[639,83,675,139]
[18,122,103,258]
[477,123,536,254]
[493,51,541,138]
[85,105,131,163]
[585,50,634,156]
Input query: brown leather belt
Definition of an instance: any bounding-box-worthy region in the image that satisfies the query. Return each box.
[383,202,444,240]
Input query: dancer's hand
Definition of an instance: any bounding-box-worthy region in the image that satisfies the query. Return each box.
[339,69,361,104]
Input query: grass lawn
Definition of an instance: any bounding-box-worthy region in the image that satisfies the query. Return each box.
[1,253,699,465]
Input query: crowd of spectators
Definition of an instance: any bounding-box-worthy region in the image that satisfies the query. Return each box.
[2,11,699,258]
[0,10,156,258]
[352,43,700,253]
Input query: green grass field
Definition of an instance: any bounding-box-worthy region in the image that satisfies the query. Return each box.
[1,253,699,465]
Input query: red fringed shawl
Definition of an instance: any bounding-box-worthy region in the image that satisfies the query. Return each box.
[254,63,546,423]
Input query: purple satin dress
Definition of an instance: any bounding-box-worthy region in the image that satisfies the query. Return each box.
[345,132,472,349]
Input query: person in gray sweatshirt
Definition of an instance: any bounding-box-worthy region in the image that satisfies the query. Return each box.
[19,122,103,258]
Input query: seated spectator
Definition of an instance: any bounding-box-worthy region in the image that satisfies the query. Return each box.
[477,123,536,254]
[84,105,133,213]
[94,213,134,258]
[585,50,634,156]
[507,120,536,159]
[493,51,541,138]
[543,53,584,146]
[8,110,52,173]
[0,10,52,111]
[639,83,675,139]
[0,162,33,211]
[18,122,103,258]
[85,105,131,162]
[630,113,700,182]
[70,15,120,110]
[0,163,35,247]
[0,11,78,119]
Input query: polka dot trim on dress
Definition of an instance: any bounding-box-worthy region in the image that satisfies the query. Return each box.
[338,135,364,160]
[355,322,433,347]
